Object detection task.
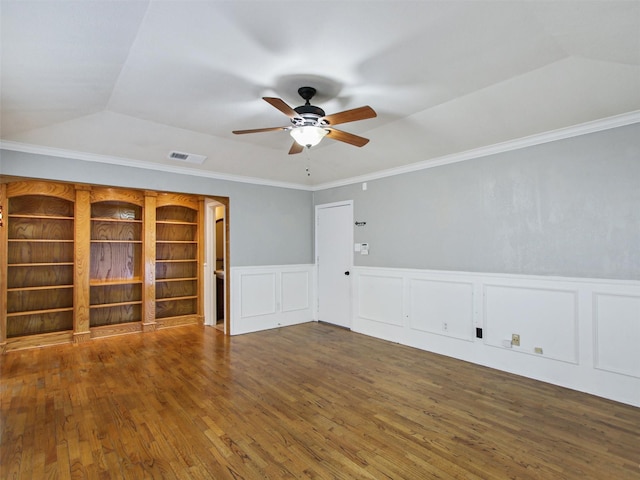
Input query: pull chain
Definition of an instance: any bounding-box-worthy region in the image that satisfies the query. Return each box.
[305,146,311,177]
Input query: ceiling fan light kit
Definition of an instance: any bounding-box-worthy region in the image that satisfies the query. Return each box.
[233,86,376,154]
[290,125,329,147]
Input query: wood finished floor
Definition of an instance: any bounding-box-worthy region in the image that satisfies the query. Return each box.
[1,323,639,479]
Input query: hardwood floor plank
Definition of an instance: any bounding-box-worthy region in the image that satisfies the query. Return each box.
[2,322,640,479]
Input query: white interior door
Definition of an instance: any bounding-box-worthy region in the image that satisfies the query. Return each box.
[316,201,353,328]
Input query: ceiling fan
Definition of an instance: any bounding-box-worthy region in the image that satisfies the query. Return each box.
[232,86,377,154]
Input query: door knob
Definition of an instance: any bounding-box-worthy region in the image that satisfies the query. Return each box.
[344,271,350,276]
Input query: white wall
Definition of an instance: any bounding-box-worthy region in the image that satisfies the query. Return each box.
[230,264,315,335]
[352,267,640,407]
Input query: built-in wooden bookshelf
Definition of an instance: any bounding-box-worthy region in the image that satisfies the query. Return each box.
[0,181,204,353]
[155,193,203,327]
[4,182,75,341]
[89,189,144,331]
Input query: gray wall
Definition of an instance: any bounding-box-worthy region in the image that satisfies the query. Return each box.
[3,123,638,278]
[314,124,640,280]
[0,150,314,267]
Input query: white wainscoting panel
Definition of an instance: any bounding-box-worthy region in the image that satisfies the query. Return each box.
[240,273,277,318]
[351,267,640,407]
[282,270,311,312]
[484,284,578,363]
[358,274,404,326]
[594,292,640,378]
[409,278,474,341]
[231,265,314,335]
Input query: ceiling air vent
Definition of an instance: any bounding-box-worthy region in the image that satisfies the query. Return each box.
[168,151,207,164]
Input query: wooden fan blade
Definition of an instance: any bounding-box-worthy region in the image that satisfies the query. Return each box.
[326,128,370,147]
[263,97,300,119]
[322,106,376,126]
[232,126,288,135]
[289,141,304,155]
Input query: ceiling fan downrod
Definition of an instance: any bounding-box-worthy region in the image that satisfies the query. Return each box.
[294,87,325,118]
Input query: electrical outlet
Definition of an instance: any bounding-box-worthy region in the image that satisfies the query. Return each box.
[534,347,543,354]
[443,322,448,332]
[511,334,520,346]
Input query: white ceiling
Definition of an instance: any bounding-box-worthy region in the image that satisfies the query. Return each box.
[1,1,639,187]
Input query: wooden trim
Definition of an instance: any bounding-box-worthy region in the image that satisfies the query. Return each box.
[74,186,91,337]
[223,200,230,335]
[155,314,201,329]
[90,186,145,206]
[143,192,157,330]
[208,195,231,335]
[5,330,74,352]
[0,184,7,348]
[156,192,199,210]
[141,322,157,332]
[7,180,76,202]
[197,197,205,322]
[73,331,91,343]
[90,322,143,338]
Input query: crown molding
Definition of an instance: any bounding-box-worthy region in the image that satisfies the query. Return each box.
[2,110,638,192]
[0,141,311,191]
[311,110,640,191]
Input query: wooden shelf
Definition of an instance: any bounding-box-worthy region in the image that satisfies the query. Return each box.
[7,285,73,292]
[156,240,198,244]
[7,307,74,317]
[9,262,74,267]
[8,239,74,243]
[156,277,198,283]
[91,217,142,223]
[90,279,143,286]
[156,259,197,263]
[156,220,197,225]
[8,214,73,220]
[90,301,142,309]
[155,295,197,303]
[91,240,143,243]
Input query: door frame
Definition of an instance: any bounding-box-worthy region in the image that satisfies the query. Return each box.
[204,196,230,333]
[315,200,354,327]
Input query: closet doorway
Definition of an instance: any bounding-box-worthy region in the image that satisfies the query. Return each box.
[204,197,229,333]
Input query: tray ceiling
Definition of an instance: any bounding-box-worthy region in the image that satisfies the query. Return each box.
[1,1,639,187]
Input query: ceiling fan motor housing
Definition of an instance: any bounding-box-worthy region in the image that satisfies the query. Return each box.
[294,104,325,117]
[292,110,326,128]
[293,86,326,125]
